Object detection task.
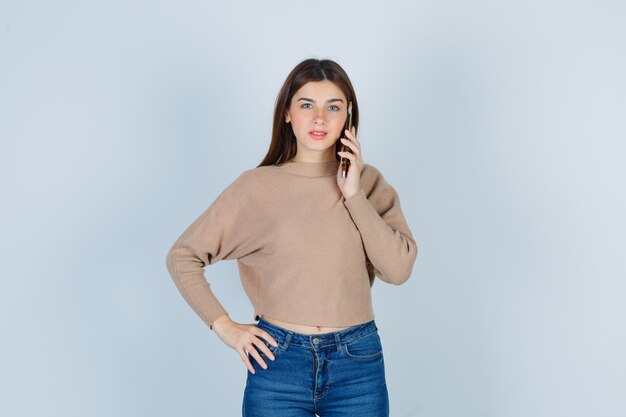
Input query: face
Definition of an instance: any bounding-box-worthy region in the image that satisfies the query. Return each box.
[285,80,348,161]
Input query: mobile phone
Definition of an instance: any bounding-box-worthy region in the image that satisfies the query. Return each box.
[340,101,353,178]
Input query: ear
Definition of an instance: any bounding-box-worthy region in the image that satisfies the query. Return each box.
[284,111,291,124]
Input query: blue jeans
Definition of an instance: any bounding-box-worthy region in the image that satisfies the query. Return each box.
[242,317,389,416]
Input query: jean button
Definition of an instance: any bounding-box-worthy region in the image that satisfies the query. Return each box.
[312,337,319,344]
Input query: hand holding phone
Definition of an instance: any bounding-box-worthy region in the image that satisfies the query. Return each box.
[339,101,353,178]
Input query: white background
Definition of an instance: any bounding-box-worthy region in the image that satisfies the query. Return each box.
[1,1,624,416]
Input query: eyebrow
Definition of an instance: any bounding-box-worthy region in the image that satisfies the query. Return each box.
[297,97,344,104]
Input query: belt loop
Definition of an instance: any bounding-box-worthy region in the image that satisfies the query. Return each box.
[334,332,343,353]
[284,331,293,349]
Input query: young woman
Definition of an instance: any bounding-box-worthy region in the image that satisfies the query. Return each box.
[166,58,418,416]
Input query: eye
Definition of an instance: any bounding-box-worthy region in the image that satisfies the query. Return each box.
[329,105,340,111]
[301,103,312,109]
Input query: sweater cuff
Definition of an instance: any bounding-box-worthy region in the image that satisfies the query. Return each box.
[209,313,230,330]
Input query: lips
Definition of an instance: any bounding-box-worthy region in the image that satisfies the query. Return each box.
[308,130,327,140]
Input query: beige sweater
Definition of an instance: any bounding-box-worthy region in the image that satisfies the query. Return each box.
[165,159,418,330]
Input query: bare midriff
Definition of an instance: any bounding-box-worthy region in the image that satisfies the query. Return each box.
[261,315,352,335]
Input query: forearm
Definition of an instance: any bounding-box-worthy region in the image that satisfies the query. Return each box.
[344,189,418,284]
[166,245,230,330]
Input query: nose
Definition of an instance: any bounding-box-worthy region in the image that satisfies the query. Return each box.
[313,108,326,125]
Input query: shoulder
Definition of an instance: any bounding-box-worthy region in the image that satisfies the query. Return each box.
[222,164,276,195]
[360,162,393,191]
[359,162,403,210]
[237,164,276,187]
[361,162,383,180]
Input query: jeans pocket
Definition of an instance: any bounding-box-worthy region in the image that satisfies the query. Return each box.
[342,330,383,361]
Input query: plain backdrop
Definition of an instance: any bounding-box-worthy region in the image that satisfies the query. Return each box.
[1,1,625,416]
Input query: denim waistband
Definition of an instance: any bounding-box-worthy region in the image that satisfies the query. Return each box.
[257,317,378,350]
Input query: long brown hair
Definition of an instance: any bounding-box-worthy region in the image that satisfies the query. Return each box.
[257,58,360,167]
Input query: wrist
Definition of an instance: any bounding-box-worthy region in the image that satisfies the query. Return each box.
[211,314,232,331]
[344,189,361,200]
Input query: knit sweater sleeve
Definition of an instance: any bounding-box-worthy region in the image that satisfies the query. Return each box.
[343,165,418,285]
[165,172,257,330]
